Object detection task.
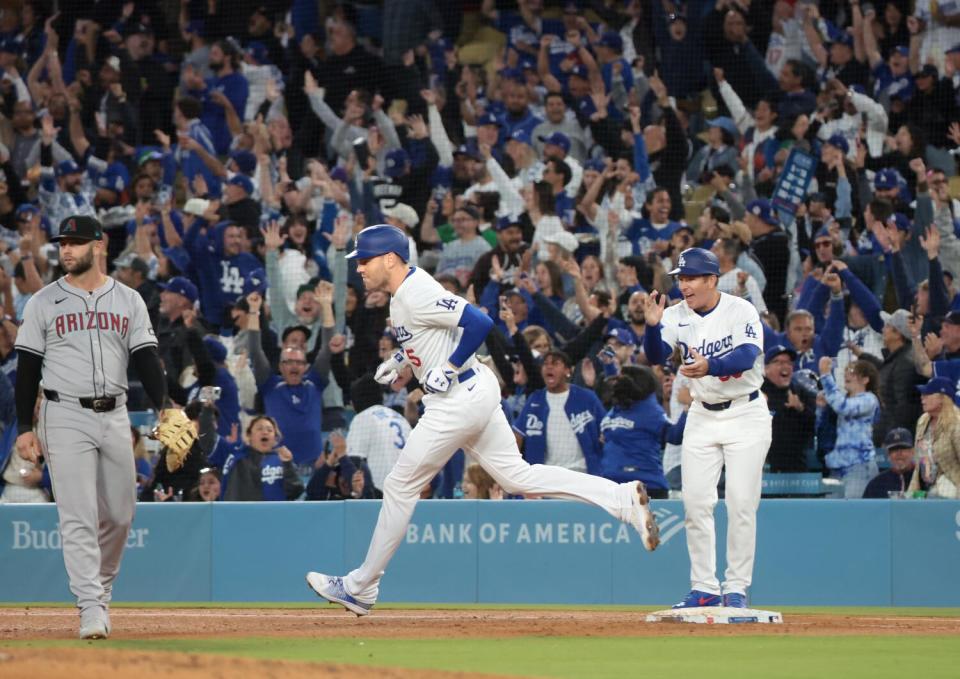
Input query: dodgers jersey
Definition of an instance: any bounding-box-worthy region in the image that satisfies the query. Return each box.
[390,267,476,380]
[347,404,411,490]
[15,277,156,397]
[660,292,764,404]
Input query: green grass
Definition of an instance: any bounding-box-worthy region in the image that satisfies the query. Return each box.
[3,602,960,617]
[6,635,960,679]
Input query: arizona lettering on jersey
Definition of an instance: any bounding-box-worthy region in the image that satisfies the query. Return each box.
[660,292,764,404]
[54,311,130,338]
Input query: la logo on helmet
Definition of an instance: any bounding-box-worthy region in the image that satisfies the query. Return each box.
[678,254,686,268]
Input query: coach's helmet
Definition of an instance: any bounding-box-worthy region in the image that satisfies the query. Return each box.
[790,369,821,401]
[668,247,719,277]
[346,224,410,262]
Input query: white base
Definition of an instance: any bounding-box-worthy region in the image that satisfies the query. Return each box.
[645,606,783,624]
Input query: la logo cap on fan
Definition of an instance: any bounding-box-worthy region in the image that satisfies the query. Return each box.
[52,215,103,242]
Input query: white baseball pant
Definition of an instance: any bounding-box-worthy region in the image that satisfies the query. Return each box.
[680,397,772,596]
[344,363,637,602]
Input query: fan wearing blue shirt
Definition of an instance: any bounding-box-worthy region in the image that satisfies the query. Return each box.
[185,40,249,156]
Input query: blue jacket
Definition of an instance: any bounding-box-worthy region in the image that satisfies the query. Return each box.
[184,219,262,324]
[190,72,249,155]
[600,395,687,489]
[260,370,326,466]
[514,385,606,475]
[764,296,846,371]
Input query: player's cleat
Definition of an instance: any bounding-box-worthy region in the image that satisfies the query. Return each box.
[306,572,374,617]
[627,481,660,551]
[672,590,722,609]
[79,606,109,640]
[723,592,747,608]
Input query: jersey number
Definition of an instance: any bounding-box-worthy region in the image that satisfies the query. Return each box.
[405,348,422,367]
[389,421,406,450]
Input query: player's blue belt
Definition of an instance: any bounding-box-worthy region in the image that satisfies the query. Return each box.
[457,368,476,383]
[701,390,759,412]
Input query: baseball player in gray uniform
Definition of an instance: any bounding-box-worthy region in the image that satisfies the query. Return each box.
[14,215,169,639]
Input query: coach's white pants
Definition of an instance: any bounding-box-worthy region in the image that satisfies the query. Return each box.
[680,397,771,597]
[345,364,633,602]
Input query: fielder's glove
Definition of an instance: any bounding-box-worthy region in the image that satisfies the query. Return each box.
[374,350,407,385]
[152,408,198,472]
[422,364,457,394]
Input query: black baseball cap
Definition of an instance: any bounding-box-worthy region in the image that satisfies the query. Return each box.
[51,215,103,242]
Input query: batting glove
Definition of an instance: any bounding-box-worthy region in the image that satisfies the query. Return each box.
[374,350,407,385]
[422,364,457,394]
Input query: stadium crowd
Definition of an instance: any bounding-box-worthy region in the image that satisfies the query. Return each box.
[1,0,959,504]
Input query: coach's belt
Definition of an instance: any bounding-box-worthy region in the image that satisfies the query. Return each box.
[43,389,126,412]
[457,368,476,383]
[701,390,759,412]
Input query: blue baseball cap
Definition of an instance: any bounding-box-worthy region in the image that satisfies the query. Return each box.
[245,41,270,65]
[883,427,914,450]
[159,276,199,303]
[568,64,589,79]
[96,163,128,193]
[56,159,81,177]
[538,131,571,154]
[585,157,606,173]
[668,247,720,276]
[827,22,854,47]
[495,216,523,231]
[917,376,955,396]
[814,227,833,242]
[826,133,849,155]
[597,32,624,52]
[746,199,778,226]
[893,45,910,57]
[384,148,410,178]
[227,174,254,195]
[477,112,500,127]
[874,168,900,190]
[605,326,636,346]
[0,36,20,54]
[203,336,228,363]
[765,344,798,364]
[889,212,911,232]
[242,267,268,296]
[707,116,739,139]
[230,149,257,175]
[15,203,39,218]
[508,128,532,146]
[947,43,960,56]
[453,141,483,162]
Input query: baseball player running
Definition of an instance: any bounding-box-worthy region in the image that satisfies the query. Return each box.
[641,247,771,609]
[14,215,173,639]
[306,225,659,615]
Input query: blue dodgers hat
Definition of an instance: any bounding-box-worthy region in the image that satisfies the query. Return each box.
[826,22,854,47]
[242,267,268,296]
[604,326,636,346]
[0,36,20,54]
[585,157,606,173]
[347,224,410,261]
[538,131,571,154]
[96,163,128,193]
[15,203,39,218]
[814,226,833,242]
[707,116,739,139]
[245,41,270,65]
[203,336,228,363]
[453,141,483,162]
[227,174,254,195]
[746,199,778,226]
[162,246,190,274]
[384,148,410,178]
[765,344,798,364]
[917,376,955,397]
[159,276,199,303]
[668,247,720,276]
[894,45,910,57]
[889,212,911,232]
[230,149,257,175]
[597,32,624,52]
[508,128,532,146]
[883,427,914,450]
[874,168,900,190]
[495,216,523,231]
[826,133,849,155]
[476,112,501,127]
[568,64,589,79]
[56,159,81,177]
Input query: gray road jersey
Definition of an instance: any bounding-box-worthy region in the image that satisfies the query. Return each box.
[15,276,156,397]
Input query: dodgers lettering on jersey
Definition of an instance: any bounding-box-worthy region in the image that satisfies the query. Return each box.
[389,267,475,381]
[15,278,156,397]
[659,292,764,404]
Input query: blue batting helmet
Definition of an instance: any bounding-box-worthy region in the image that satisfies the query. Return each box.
[668,247,720,276]
[790,369,821,401]
[346,224,410,262]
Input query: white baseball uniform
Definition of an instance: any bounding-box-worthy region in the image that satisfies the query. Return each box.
[343,267,644,603]
[659,292,772,597]
[346,404,411,490]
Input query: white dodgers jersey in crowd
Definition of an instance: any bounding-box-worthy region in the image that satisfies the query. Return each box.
[659,292,764,404]
[347,405,412,490]
[389,267,476,380]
